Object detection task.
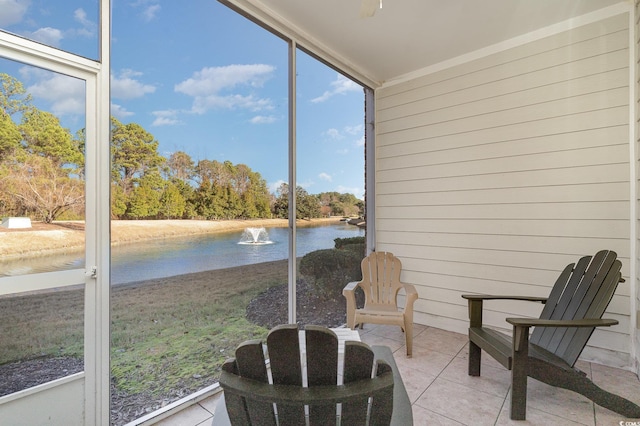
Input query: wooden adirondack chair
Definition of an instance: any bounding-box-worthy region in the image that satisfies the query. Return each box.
[217,324,399,426]
[343,251,418,357]
[462,250,640,420]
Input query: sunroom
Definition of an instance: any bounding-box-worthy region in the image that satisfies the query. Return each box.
[0,0,639,424]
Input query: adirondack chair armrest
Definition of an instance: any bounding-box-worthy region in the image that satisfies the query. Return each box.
[462,294,548,303]
[343,281,360,294]
[402,283,419,305]
[219,366,394,405]
[343,281,361,328]
[462,294,548,328]
[506,317,619,328]
[504,317,618,352]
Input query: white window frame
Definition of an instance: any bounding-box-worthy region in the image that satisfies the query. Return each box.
[0,0,111,421]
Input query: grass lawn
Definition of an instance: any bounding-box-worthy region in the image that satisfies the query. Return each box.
[0,259,288,401]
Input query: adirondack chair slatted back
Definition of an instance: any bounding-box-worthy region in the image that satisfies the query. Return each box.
[234,340,274,424]
[268,325,306,424]
[342,343,375,424]
[219,324,394,425]
[361,252,403,308]
[529,250,622,367]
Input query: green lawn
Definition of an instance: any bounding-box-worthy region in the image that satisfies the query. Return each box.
[0,260,288,398]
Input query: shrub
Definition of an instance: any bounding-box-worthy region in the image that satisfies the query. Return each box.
[334,236,365,249]
[333,236,365,258]
[339,242,365,257]
[299,249,362,300]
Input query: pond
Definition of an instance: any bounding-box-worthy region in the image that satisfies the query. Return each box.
[0,222,364,284]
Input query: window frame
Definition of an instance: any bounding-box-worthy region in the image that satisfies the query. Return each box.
[0,4,111,421]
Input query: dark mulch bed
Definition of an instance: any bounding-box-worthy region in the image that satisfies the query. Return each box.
[246,279,348,329]
[0,278,349,425]
[0,357,84,396]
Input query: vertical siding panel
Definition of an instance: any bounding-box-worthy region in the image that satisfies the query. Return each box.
[375,13,632,366]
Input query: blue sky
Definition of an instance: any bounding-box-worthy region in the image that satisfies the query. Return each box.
[0,0,366,199]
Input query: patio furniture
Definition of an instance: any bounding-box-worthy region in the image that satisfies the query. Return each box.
[343,251,419,357]
[462,249,640,420]
[215,324,412,425]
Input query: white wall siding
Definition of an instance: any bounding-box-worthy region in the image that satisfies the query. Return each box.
[375,13,632,366]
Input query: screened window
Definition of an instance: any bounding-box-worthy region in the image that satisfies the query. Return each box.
[0,1,99,60]
[0,59,87,395]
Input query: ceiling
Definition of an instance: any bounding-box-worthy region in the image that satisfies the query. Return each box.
[224,0,624,87]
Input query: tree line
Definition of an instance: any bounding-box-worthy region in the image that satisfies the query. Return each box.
[0,73,363,223]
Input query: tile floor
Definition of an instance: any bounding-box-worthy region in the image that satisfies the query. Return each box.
[156,324,640,426]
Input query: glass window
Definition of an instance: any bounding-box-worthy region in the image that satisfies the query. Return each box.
[295,49,366,328]
[108,2,368,422]
[0,288,85,396]
[0,1,99,60]
[0,59,86,278]
[0,58,87,395]
[109,2,288,423]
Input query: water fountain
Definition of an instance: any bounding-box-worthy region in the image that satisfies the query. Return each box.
[238,227,273,245]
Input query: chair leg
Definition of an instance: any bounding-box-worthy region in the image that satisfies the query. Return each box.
[510,325,529,420]
[404,321,413,357]
[346,313,355,329]
[468,340,481,376]
[510,364,527,420]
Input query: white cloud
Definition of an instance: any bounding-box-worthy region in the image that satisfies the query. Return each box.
[344,124,365,147]
[152,110,182,126]
[323,124,364,148]
[175,64,275,114]
[27,27,63,47]
[298,180,314,190]
[74,8,90,26]
[111,69,156,100]
[18,65,39,80]
[22,8,95,48]
[324,124,364,144]
[131,0,161,21]
[176,64,274,95]
[111,104,135,119]
[191,94,272,114]
[142,4,161,21]
[337,185,364,200]
[0,0,29,27]
[27,73,85,116]
[73,8,96,37]
[269,179,287,194]
[152,117,178,126]
[345,124,363,135]
[325,128,342,139]
[311,74,361,103]
[319,172,332,182]
[49,97,84,116]
[250,115,277,124]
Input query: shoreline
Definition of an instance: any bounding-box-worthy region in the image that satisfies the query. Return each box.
[0,259,290,299]
[0,217,345,260]
[114,258,290,291]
